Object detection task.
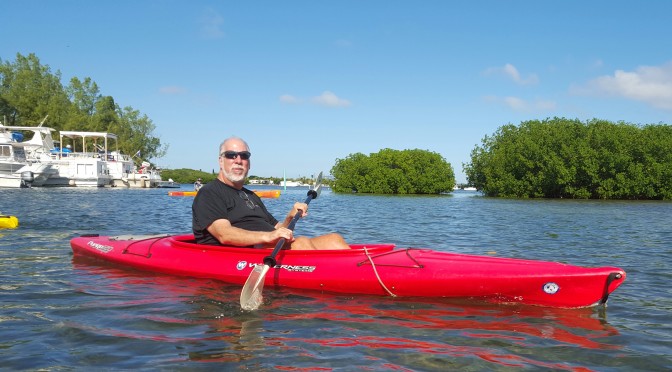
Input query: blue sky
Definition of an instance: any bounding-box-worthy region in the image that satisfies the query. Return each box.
[2,1,671,183]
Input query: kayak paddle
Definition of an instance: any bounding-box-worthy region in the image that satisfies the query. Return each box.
[240,172,323,311]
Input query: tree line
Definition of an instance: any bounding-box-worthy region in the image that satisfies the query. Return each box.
[155,169,322,187]
[0,53,166,162]
[6,54,669,199]
[464,117,672,199]
[331,148,456,194]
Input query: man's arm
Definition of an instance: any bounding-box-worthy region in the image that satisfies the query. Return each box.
[276,202,308,229]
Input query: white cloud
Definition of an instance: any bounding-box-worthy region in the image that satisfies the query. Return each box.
[576,61,672,110]
[200,8,225,39]
[159,86,187,95]
[279,94,301,104]
[484,95,556,112]
[503,96,527,111]
[484,63,539,85]
[279,91,352,107]
[312,91,351,107]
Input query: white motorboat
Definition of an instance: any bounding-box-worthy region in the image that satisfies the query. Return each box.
[156,178,180,188]
[57,132,163,188]
[108,158,162,188]
[0,126,55,188]
[3,120,166,188]
[281,180,306,187]
[14,127,113,187]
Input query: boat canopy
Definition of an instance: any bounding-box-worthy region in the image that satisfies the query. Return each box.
[0,125,58,152]
[59,131,119,154]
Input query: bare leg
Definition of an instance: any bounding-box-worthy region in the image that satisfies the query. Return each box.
[290,233,350,250]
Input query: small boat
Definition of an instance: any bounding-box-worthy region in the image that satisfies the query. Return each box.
[114,161,163,188]
[168,190,281,198]
[0,214,19,229]
[70,234,626,308]
[156,179,180,188]
[282,180,309,187]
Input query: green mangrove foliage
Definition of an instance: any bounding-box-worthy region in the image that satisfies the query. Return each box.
[331,148,455,194]
[464,117,672,199]
[159,169,215,185]
[0,53,166,164]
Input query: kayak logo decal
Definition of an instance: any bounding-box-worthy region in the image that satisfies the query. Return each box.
[543,282,560,294]
[237,261,316,273]
[274,264,316,273]
[87,241,113,253]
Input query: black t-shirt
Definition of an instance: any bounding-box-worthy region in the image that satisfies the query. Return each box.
[192,179,279,245]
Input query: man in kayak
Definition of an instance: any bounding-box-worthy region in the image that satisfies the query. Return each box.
[192,136,350,250]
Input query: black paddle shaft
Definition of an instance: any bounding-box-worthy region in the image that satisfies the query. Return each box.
[263,189,318,267]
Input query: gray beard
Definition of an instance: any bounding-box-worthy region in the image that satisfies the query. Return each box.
[223,168,247,183]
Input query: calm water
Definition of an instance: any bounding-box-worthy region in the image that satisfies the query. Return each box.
[1,186,670,370]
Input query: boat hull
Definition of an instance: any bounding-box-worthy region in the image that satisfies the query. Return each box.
[156,180,180,188]
[70,234,626,308]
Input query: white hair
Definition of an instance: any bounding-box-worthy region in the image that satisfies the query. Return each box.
[219,136,250,154]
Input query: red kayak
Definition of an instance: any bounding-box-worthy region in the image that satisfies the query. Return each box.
[70,234,626,308]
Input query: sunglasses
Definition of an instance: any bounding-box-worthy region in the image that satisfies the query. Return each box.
[238,190,256,209]
[221,151,251,160]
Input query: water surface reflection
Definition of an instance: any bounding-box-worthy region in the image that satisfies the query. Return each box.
[70,258,622,370]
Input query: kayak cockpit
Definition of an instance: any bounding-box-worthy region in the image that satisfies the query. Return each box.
[168,234,397,255]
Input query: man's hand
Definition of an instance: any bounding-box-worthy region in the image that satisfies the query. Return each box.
[266,227,294,243]
[291,202,309,218]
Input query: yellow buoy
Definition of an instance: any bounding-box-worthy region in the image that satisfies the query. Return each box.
[0,215,19,229]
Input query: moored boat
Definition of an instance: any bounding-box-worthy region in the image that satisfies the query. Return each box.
[70,234,626,308]
[1,122,56,187]
[156,179,180,188]
[4,121,167,188]
[4,125,113,187]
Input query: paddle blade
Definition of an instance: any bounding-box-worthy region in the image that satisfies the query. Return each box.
[309,172,323,199]
[240,264,270,310]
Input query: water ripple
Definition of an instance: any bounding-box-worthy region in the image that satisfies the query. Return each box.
[0,187,670,370]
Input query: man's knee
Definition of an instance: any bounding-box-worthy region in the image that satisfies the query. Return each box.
[324,233,346,243]
[290,236,315,250]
